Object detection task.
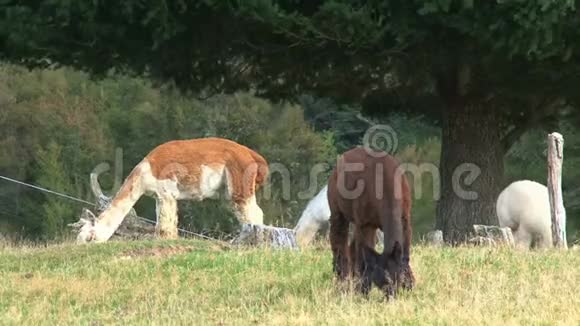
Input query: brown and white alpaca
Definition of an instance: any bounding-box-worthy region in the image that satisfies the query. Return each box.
[74,137,269,243]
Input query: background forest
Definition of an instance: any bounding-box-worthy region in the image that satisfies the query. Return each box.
[0,64,578,243]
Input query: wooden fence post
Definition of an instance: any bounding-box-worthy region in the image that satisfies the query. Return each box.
[547,132,567,248]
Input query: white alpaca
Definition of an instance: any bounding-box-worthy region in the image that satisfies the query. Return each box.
[73,137,269,243]
[294,185,331,247]
[294,184,383,247]
[496,180,553,249]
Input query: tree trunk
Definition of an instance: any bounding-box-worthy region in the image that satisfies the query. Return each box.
[435,103,504,244]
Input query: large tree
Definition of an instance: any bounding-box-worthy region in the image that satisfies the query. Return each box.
[2,0,580,243]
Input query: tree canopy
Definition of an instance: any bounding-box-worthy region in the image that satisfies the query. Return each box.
[2,1,579,101]
[2,0,580,242]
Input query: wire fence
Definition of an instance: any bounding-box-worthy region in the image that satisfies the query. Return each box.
[0,174,227,243]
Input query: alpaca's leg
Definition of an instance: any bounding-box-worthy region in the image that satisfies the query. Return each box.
[351,240,371,297]
[364,227,378,248]
[513,229,533,250]
[232,194,264,225]
[228,166,264,225]
[156,196,179,239]
[356,227,379,295]
[330,212,349,281]
[350,226,364,278]
[536,227,553,249]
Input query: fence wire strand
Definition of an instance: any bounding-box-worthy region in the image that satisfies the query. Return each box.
[0,174,227,243]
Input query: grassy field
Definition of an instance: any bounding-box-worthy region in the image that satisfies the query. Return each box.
[0,239,579,325]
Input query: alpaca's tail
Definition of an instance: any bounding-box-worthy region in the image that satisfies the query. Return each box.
[93,162,147,241]
[248,149,269,189]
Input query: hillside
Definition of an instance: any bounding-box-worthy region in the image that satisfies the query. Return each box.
[1,239,579,325]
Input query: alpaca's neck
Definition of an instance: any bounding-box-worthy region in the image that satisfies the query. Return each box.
[91,220,118,243]
[300,187,330,223]
[94,197,141,242]
[294,216,322,247]
[91,162,146,242]
[295,207,328,246]
[294,186,330,245]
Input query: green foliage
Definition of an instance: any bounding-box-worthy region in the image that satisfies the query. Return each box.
[0,64,113,237]
[0,64,336,240]
[35,142,75,239]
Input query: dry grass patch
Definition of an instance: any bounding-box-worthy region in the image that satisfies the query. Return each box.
[0,239,579,324]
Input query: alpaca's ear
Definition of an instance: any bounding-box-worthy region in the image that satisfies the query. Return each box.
[67,219,85,229]
[78,209,96,223]
[85,209,97,224]
[69,209,97,229]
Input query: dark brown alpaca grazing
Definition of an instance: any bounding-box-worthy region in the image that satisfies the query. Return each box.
[327,146,414,298]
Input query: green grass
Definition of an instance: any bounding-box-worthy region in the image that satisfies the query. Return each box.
[0,239,579,325]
